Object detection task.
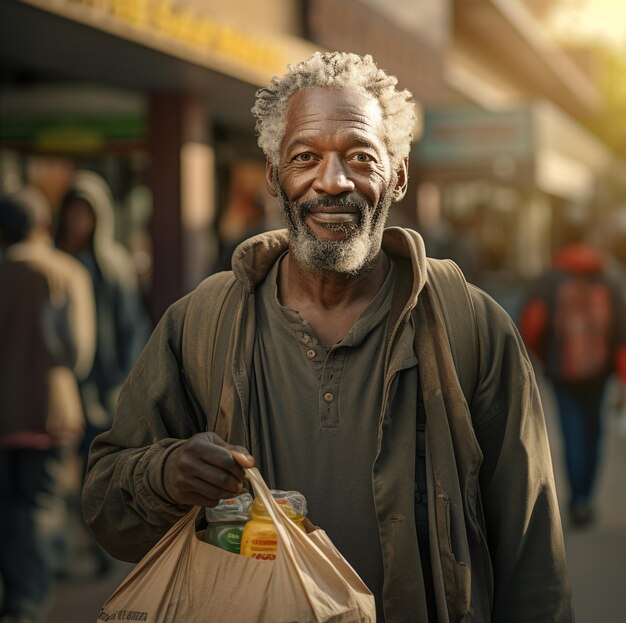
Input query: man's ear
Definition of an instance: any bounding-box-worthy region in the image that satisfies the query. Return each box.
[392,157,409,202]
[265,161,278,197]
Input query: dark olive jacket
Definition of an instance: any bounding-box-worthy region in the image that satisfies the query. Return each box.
[83,228,573,622]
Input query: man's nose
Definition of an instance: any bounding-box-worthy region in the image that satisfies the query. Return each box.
[312,154,356,195]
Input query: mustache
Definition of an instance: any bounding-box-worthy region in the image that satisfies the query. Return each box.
[292,193,372,215]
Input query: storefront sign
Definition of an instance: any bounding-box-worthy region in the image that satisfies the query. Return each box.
[415,106,534,166]
[1,113,144,153]
[20,0,314,85]
[415,102,610,200]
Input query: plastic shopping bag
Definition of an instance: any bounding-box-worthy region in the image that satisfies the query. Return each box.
[97,467,375,622]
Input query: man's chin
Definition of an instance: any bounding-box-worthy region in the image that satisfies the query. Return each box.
[290,230,373,275]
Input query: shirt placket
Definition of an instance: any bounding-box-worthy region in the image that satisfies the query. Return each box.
[296,329,346,429]
[319,347,345,428]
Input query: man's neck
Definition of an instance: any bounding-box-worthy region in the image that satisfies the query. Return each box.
[278,251,390,346]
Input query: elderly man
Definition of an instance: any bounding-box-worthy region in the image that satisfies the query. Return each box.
[83,52,573,622]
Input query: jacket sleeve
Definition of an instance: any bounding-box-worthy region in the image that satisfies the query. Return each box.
[82,292,207,562]
[470,289,574,622]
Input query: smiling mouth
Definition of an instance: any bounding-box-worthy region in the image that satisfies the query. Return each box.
[309,211,359,224]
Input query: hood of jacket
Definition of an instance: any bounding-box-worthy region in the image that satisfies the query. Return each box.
[552,243,605,275]
[69,170,137,288]
[230,226,428,316]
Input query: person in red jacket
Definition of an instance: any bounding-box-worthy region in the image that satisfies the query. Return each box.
[520,220,626,527]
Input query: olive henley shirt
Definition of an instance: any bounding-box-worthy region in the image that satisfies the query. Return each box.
[248,254,420,619]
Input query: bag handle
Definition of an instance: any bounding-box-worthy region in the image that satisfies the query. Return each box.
[176,470,307,553]
[245,467,311,549]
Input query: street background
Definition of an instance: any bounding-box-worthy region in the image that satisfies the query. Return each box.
[2,1,626,621]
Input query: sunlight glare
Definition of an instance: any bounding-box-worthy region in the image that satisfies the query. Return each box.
[548,0,626,45]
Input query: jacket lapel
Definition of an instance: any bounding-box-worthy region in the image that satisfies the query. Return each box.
[415,285,483,621]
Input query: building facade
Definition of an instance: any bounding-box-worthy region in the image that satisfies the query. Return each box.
[1,0,619,321]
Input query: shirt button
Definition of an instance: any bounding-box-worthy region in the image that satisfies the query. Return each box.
[301,333,311,344]
[323,392,334,403]
[306,349,316,359]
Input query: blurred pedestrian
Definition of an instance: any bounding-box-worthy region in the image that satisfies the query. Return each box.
[607,209,626,298]
[0,190,95,623]
[520,219,626,528]
[55,170,150,577]
[446,211,481,285]
[0,198,29,261]
[213,195,279,272]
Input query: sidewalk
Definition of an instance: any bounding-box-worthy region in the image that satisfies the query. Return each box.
[45,517,133,623]
[45,380,626,622]
[541,377,626,623]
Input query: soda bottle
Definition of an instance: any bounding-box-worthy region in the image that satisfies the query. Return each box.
[239,490,307,560]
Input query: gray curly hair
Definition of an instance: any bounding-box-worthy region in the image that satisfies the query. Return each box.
[252,51,416,169]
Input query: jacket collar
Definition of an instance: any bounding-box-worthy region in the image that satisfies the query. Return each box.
[230,227,428,316]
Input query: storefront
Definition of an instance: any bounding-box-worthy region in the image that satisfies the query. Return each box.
[412,100,611,315]
[1,0,318,320]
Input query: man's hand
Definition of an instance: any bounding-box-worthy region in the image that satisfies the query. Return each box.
[163,432,255,507]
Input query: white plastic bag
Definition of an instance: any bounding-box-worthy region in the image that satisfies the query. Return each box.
[98,467,375,622]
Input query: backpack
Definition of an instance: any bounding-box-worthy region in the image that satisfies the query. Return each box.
[548,272,614,382]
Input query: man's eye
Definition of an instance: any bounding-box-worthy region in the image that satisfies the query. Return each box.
[351,153,373,163]
[293,153,313,162]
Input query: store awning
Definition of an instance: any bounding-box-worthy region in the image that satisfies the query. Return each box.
[414,100,611,201]
[1,0,319,132]
[453,0,601,119]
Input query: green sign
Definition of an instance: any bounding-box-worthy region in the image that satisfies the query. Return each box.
[0,114,145,153]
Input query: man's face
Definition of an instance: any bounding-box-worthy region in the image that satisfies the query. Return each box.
[59,198,96,255]
[269,86,404,275]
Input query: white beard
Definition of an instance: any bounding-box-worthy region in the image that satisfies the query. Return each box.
[278,184,394,275]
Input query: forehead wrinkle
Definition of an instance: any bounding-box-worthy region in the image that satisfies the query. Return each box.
[289,122,379,138]
[289,111,377,126]
[283,89,386,155]
[284,128,382,155]
[290,109,379,125]
[287,115,382,142]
